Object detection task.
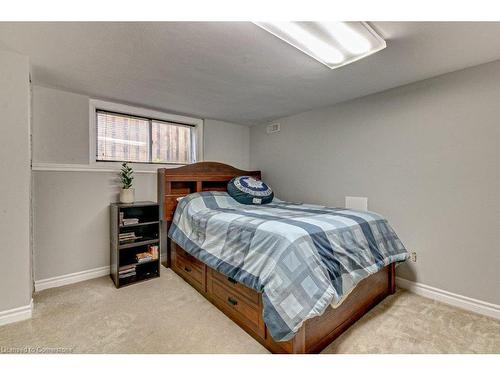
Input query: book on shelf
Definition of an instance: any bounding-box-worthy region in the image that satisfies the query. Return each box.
[119,264,136,272]
[119,232,137,238]
[119,232,143,243]
[119,269,136,274]
[119,271,136,279]
[136,252,153,263]
[119,264,137,278]
[122,218,140,226]
[134,245,160,263]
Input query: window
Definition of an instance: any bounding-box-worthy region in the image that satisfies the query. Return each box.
[91,100,203,166]
[97,111,151,163]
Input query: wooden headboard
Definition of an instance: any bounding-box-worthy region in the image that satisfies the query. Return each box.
[157,162,261,223]
[157,162,261,266]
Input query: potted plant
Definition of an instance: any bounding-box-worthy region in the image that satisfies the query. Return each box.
[119,162,135,203]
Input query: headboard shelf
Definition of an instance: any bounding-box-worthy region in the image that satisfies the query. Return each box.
[170,181,195,195]
[202,181,229,191]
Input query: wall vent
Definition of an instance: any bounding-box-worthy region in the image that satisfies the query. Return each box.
[266,122,280,134]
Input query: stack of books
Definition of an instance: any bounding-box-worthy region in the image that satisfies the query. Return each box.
[122,217,139,226]
[119,265,136,279]
[119,232,142,243]
[136,252,153,263]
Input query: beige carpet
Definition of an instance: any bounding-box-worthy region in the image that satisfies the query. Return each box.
[0,267,499,354]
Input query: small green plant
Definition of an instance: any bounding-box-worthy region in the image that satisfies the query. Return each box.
[120,162,134,189]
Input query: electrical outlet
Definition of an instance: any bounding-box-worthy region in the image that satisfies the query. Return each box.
[410,252,417,262]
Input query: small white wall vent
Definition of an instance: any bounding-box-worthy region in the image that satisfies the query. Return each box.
[266,122,280,134]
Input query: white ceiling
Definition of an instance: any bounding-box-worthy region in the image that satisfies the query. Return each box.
[1,22,500,125]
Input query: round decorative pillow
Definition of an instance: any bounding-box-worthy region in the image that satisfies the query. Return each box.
[227,176,274,205]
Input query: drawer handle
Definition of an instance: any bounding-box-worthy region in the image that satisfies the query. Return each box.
[227,297,238,306]
[184,266,192,273]
[227,277,237,284]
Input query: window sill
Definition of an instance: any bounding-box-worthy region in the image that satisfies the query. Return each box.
[32,162,190,174]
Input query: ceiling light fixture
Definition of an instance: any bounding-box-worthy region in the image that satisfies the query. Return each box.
[253,22,386,69]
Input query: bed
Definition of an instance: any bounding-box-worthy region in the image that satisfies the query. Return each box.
[158,162,408,353]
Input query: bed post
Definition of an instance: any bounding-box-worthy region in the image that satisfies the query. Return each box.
[158,168,171,268]
[389,262,396,294]
[291,327,306,354]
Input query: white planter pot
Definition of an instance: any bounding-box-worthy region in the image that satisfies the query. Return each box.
[120,188,135,204]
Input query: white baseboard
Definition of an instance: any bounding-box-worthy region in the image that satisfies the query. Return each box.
[0,299,33,326]
[35,266,110,292]
[396,277,500,320]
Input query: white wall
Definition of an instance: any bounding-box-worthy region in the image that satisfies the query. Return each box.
[32,171,157,280]
[204,119,250,169]
[33,86,89,164]
[0,50,32,312]
[250,60,500,306]
[32,85,250,282]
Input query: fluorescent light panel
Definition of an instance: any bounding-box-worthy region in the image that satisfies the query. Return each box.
[254,22,386,69]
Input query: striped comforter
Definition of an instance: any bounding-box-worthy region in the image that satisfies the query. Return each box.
[168,192,408,341]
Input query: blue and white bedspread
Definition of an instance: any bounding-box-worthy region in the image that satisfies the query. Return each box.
[168,192,409,341]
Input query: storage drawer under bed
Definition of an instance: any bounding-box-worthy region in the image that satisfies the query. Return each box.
[171,243,206,292]
[209,268,260,305]
[207,271,265,338]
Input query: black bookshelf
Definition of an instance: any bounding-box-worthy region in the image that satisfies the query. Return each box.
[110,201,160,288]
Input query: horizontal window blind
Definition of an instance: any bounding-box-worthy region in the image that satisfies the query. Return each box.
[96,110,195,164]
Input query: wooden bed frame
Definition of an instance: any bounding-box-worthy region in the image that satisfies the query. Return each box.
[158,162,396,354]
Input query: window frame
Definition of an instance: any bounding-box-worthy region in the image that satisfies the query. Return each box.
[89,99,203,171]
